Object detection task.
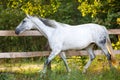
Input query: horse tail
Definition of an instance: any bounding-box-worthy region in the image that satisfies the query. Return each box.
[106,36,118,68]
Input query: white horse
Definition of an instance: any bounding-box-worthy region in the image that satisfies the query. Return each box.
[15,15,116,74]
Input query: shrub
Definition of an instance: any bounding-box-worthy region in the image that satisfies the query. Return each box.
[112,41,120,50]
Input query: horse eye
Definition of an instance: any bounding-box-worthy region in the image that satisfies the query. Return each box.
[23,20,26,23]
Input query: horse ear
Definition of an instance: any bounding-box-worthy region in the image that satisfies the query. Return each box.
[26,14,31,18]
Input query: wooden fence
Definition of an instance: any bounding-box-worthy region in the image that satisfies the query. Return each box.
[0,29,120,58]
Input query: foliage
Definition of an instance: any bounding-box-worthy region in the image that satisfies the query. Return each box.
[112,41,120,50]
[50,0,83,25]
[77,0,120,28]
[7,0,60,17]
[0,8,24,30]
[0,0,120,28]
[78,0,102,17]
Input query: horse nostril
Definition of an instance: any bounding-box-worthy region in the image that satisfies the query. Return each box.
[15,29,20,35]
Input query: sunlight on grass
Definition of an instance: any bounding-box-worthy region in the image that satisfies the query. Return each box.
[0,62,58,74]
[0,64,42,74]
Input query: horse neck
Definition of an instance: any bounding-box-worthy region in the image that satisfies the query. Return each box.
[33,19,55,38]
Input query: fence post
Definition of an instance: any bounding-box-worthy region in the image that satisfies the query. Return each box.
[118,35,120,41]
[47,52,51,71]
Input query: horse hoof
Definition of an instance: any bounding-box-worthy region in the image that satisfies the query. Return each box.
[68,69,71,73]
[82,69,87,74]
[40,72,46,79]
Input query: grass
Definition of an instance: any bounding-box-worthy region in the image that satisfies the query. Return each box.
[0,55,120,80]
[0,68,120,80]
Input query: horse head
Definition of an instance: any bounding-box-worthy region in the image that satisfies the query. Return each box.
[15,14,36,35]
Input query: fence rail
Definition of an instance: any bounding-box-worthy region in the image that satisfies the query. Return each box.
[0,29,120,58]
[0,29,120,36]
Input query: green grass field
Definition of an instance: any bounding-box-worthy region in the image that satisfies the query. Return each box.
[0,55,120,80]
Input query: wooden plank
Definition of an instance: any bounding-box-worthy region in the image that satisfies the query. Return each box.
[108,29,120,35]
[0,50,120,58]
[0,51,50,58]
[0,29,119,36]
[0,30,42,36]
[66,50,120,56]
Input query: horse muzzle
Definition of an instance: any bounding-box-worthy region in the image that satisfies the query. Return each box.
[15,28,20,35]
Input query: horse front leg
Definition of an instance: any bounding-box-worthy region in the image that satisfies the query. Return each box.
[41,49,61,74]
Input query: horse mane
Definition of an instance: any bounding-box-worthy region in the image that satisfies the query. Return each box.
[38,17,59,28]
[37,16,71,28]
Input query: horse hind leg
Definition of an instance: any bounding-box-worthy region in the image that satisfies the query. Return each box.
[101,46,112,68]
[97,41,112,68]
[59,52,71,72]
[83,44,95,73]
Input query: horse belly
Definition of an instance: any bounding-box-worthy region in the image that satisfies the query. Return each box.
[62,36,93,50]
